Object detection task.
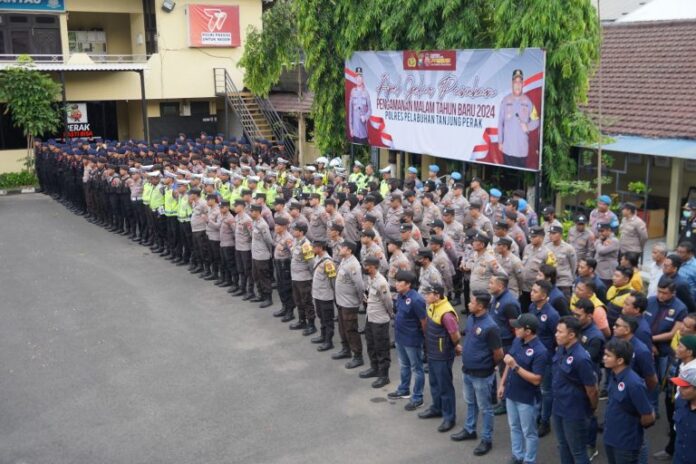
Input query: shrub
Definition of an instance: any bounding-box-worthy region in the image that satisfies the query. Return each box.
[0,171,38,189]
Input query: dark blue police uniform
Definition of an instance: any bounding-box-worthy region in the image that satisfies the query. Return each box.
[673,398,696,464]
[529,301,560,426]
[506,336,548,405]
[604,367,653,461]
[491,289,521,348]
[552,341,597,464]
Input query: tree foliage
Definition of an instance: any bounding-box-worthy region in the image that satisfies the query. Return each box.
[238,0,299,97]
[240,0,601,185]
[0,55,63,170]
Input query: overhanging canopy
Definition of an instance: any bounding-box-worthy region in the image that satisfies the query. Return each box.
[578,135,696,160]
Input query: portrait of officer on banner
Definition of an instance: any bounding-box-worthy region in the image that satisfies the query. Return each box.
[497,69,540,169]
[348,67,372,145]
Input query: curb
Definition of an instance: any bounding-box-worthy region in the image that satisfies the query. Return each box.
[0,187,37,196]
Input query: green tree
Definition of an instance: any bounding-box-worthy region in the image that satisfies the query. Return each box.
[238,0,299,97]
[0,55,63,171]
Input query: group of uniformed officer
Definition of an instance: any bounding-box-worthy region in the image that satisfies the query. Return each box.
[36,133,696,464]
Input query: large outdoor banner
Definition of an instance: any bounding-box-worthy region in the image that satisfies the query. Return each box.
[187,4,241,48]
[345,49,546,171]
[0,0,65,12]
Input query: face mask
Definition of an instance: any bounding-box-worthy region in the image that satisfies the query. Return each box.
[684,211,693,219]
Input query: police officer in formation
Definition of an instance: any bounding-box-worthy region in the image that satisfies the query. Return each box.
[39,133,695,462]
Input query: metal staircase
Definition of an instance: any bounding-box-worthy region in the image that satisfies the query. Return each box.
[214,68,296,161]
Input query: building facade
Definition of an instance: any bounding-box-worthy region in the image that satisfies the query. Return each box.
[0,0,262,173]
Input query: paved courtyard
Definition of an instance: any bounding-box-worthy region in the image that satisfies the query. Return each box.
[0,194,668,464]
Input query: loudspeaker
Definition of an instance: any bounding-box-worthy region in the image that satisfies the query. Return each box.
[161,0,175,13]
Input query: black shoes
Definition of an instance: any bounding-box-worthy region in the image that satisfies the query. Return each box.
[345,356,364,369]
[359,367,378,379]
[259,298,273,308]
[280,313,295,323]
[331,348,351,360]
[417,408,442,419]
[241,292,255,301]
[371,377,390,389]
[537,421,551,438]
[272,307,287,317]
[438,420,456,433]
[450,429,477,441]
[404,400,423,411]
[473,440,492,456]
[387,390,410,399]
[310,335,325,344]
[289,320,307,330]
[250,295,264,302]
[317,341,333,352]
[302,323,317,336]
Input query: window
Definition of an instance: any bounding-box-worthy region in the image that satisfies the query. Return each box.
[160,102,180,117]
[0,104,28,150]
[190,101,210,115]
[10,30,30,54]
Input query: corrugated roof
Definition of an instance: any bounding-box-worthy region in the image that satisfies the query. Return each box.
[584,20,696,140]
[580,135,696,159]
[268,92,314,114]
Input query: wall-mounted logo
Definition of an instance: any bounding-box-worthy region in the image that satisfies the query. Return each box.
[187,5,240,48]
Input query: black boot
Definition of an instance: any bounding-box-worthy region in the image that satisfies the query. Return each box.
[204,270,218,281]
[227,284,240,293]
[359,366,379,379]
[199,264,212,279]
[331,347,351,360]
[273,306,287,317]
[230,287,245,296]
[259,295,273,308]
[345,355,364,369]
[302,319,317,336]
[372,376,390,389]
[242,291,255,301]
[251,294,264,302]
[311,327,326,344]
[289,319,306,330]
[317,338,334,352]
[281,309,295,323]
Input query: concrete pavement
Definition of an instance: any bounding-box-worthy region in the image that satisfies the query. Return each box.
[0,194,668,463]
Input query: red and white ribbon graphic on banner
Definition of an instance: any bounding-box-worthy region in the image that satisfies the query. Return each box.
[471,71,544,161]
[369,116,394,148]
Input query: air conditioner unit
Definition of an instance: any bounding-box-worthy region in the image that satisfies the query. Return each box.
[161,0,176,13]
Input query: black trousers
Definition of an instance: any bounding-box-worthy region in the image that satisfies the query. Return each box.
[274,259,294,311]
[220,246,238,284]
[519,291,532,313]
[337,306,362,356]
[292,280,314,321]
[108,193,121,226]
[166,216,180,253]
[365,320,391,375]
[252,258,273,297]
[315,298,335,341]
[119,194,131,230]
[235,249,253,293]
[145,207,156,241]
[192,231,209,265]
[178,221,193,261]
[154,212,167,247]
[208,239,221,272]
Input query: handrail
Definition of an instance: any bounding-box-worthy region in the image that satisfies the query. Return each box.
[254,96,296,161]
[214,68,263,143]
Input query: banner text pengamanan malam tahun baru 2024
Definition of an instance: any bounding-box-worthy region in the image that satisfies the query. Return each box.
[345,48,546,172]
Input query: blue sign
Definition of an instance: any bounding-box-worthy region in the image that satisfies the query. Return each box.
[0,0,65,12]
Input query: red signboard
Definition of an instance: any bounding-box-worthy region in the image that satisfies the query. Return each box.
[187,4,241,48]
[403,50,457,71]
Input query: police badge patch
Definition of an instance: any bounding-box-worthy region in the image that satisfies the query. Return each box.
[475,327,482,335]
[541,314,548,322]
[566,356,574,364]
[526,348,534,356]
[618,382,625,392]
[405,298,412,305]
[668,309,675,317]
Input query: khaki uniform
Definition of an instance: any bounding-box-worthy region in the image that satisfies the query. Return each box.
[468,248,500,295]
[387,251,412,289]
[495,252,524,297]
[594,235,620,280]
[472,214,494,238]
[418,263,444,296]
[421,204,442,240]
[433,248,455,292]
[619,215,648,254]
[521,244,556,292]
[547,240,577,288]
[568,226,596,262]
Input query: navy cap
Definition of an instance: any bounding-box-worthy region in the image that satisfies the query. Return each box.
[429,219,445,229]
[575,214,587,224]
[529,226,545,236]
[429,235,444,245]
[395,270,417,284]
[549,225,563,234]
[364,255,380,266]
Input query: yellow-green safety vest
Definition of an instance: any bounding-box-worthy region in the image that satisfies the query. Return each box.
[150,184,165,211]
[142,182,153,206]
[164,188,178,216]
[177,193,192,221]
